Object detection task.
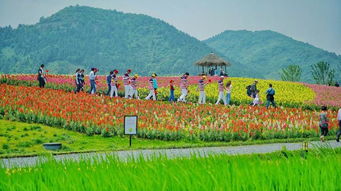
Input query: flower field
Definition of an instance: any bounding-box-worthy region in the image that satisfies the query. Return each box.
[2,74,341,108]
[304,83,341,107]
[0,84,339,141]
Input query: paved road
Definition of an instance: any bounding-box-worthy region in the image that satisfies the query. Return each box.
[1,140,340,168]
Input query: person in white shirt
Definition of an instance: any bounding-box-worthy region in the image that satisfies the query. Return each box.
[337,108,341,142]
[145,78,156,100]
[225,80,232,105]
[178,72,189,102]
[215,76,227,105]
[110,70,119,98]
[252,90,261,106]
[197,76,208,104]
[123,69,132,98]
[89,68,97,94]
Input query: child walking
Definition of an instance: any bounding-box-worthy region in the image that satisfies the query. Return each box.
[215,76,226,105]
[252,90,261,106]
[319,106,329,142]
[169,80,175,102]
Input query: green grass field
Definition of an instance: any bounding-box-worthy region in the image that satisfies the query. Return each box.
[0,120,336,158]
[1,148,340,190]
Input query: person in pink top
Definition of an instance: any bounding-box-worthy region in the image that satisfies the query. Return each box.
[129,74,139,99]
[145,78,156,100]
[178,72,189,102]
[123,69,132,98]
[110,69,119,98]
[197,76,209,104]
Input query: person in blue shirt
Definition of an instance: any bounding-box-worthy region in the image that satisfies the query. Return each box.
[106,71,113,96]
[265,84,276,109]
[152,73,158,100]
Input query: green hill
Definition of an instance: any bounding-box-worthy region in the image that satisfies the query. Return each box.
[0,5,256,77]
[204,30,341,82]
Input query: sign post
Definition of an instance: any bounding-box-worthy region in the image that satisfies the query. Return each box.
[124,115,138,147]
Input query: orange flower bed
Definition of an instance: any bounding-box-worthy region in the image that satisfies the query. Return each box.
[0,84,338,141]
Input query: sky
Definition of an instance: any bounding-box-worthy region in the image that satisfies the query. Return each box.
[0,0,340,54]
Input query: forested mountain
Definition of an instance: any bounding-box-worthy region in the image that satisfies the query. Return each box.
[0,5,255,77]
[0,6,339,81]
[204,30,341,82]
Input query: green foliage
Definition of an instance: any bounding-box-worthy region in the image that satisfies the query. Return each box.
[205,30,341,82]
[1,150,341,190]
[280,64,302,81]
[0,6,217,76]
[311,61,335,85]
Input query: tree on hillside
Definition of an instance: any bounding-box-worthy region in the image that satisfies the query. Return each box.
[280,65,302,82]
[311,61,335,85]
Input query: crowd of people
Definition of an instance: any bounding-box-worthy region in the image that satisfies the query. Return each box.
[37,65,341,142]
[37,65,277,108]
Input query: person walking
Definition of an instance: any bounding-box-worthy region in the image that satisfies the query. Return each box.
[89,68,97,94]
[250,80,258,98]
[168,80,175,102]
[110,70,119,98]
[319,106,329,142]
[130,74,139,99]
[123,69,132,98]
[178,72,189,102]
[106,71,113,96]
[74,69,81,93]
[225,80,232,105]
[145,78,156,100]
[37,64,46,88]
[152,73,158,100]
[336,108,341,142]
[197,76,208,104]
[78,69,85,92]
[266,84,276,108]
[252,90,261,106]
[215,76,227,105]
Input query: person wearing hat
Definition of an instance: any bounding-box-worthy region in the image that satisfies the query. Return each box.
[123,69,132,98]
[152,73,158,100]
[110,69,119,98]
[216,76,227,105]
[168,80,175,102]
[197,76,208,104]
[129,74,140,99]
[145,78,156,100]
[178,72,189,102]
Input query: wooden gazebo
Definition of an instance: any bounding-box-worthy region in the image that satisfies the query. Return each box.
[194,53,231,76]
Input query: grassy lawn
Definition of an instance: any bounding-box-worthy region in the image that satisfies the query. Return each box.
[0,120,334,158]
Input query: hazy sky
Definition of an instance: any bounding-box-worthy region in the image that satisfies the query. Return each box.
[0,0,340,54]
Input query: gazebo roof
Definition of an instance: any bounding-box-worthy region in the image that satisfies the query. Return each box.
[195,53,231,67]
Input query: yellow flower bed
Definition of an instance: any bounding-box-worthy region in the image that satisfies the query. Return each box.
[143,77,315,106]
